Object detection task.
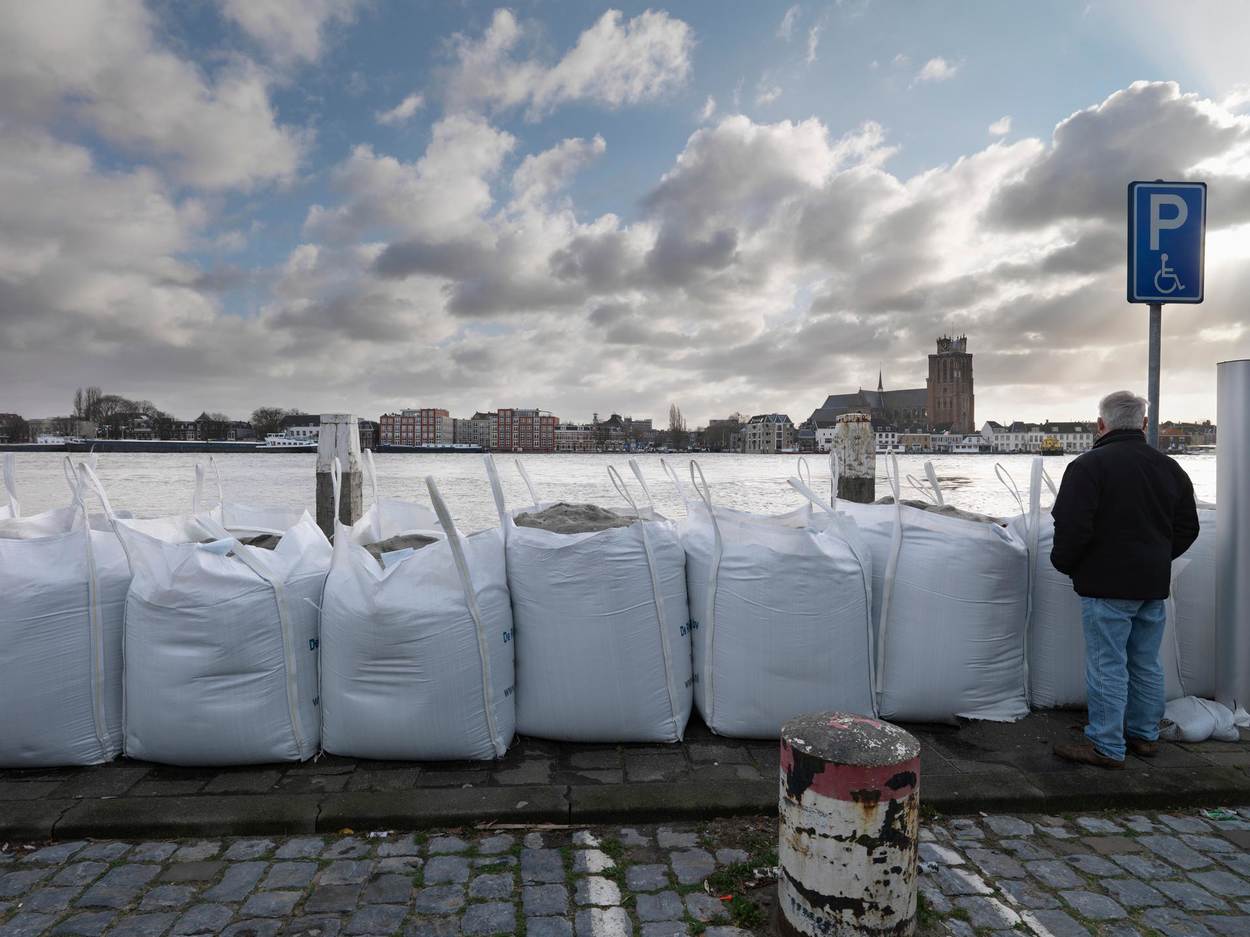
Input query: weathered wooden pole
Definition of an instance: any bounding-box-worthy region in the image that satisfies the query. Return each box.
[315,414,363,540]
[779,712,920,937]
[832,412,875,503]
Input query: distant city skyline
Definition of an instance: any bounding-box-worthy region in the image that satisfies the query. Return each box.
[2,1,1248,426]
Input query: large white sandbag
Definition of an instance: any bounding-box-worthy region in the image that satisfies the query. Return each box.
[193,457,308,540]
[1169,506,1217,699]
[672,461,875,738]
[1160,696,1241,743]
[0,459,129,767]
[839,458,1030,724]
[1,453,18,519]
[320,462,513,760]
[492,457,691,743]
[83,465,330,766]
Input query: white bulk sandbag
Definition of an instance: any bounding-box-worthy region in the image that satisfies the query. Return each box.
[673,461,875,738]
[1169,506,1217,699]
[193,457,309,540]
[1,453,18,519]
[320,462,513,760]
[839,457,1029,724]
[491,457,692,743]
[0,459,129,767]
[1160,696,1241,743]
[82,465,331,766]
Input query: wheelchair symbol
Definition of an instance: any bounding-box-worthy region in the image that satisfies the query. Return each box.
[1154,253,1184,294]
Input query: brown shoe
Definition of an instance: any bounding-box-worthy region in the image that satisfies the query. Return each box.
[1054,741,1126,770]
[1127,737,1159,757]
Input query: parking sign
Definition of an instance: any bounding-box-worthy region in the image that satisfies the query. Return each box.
[1128,181,1206,303]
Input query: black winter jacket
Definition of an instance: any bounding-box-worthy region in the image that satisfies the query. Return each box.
[1050,429,1200,599]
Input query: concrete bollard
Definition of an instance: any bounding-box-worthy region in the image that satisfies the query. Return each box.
[316,414,363,541]
[832,413,875,503]
[1216,359,1250,715]
[779,712,921,937]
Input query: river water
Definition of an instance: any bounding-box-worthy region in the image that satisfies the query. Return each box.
[4,450,1217,533]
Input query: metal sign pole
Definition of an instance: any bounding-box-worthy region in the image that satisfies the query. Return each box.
[1147,302,1162,448]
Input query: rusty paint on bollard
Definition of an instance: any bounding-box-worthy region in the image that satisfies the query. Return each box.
[778,712,920,937]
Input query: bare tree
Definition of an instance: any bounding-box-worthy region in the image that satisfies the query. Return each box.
[668,403,688,451]
[251,407,302,438]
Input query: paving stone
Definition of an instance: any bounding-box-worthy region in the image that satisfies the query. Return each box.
[53,863,108,887]
[1141,906,1216,936]
[1026,859,1082,889]
[171,904,234,935]
[414,885,466,915]
[1159,814,1213,834]
[521,850,564,885]
[625,865,669,892]
[523,834,544,850]
[241,891,302,917]
[344,905,408,936]
[108,912,177,937]
[965,848,1025,878]
[574,877,620,907]
[1,912,57,937]
[283,915,343,937]
[1065,853,1120,876]
[1099,925,1145,937]
[636,891,684,922]
[1155,879,1229,912]
[571,831,599,847]
[655,829,697,849]
[918,843,964,866]
[52,911,117,936]
[130,845,178,864]
[917,883,951,915]
[684,893,728,923]
[375,834,423,858]
[23,842,88,865]
[424,856,471,885]
[617,829,649,847]
[1218,853,1250,877]
[1075,816,1123,834]
[1036,824,1076,840]
[1,869,53,899]
[1182,834,1238,854]
[982,815,1034,837]
[318,860,374,886]
[203,862,266,902]
[495,759,551,785]
[303,884,364,914]
[669,849,714,886]
[522,885,568,918]
[997,839,1054,861]
[461,902,515,936]
[76,843,130,863]
[467,873,513,901]
[364,873,415,904]
[221,921,281,937]
[572,851,614,874]
[948,819,984,840]
[526,919,571,937]
[1205,916,1250,936]
[1191,868,1250,898]
[160,862,223,883]
[322,838,370,860]
[224,839,275,861]
[172,841,220,862]
[713,849,748,866]
[405,921,461,937]
[640,925,687,937]
[938,922,973,937]
[274,838,324,859]
[574,908,630,937]
[263,863,318,890]
[478,835,515,856]
[994,878,1060,910]
[953,896,1020,929]
[139,886,198,911]
[26,885,85,913]
[1102,877,1168,908]
[928,865,992,896]
[473,856,516,870]
[378,856,425,874]
[1083,835,1142,855]
[428,836,470,855]
[205,771,281,795]
[1110,852,1179,879]
[1124,815,1160,833]
[702,929,753,937]
[1063,890,1126,920]
[1018,910,1091,937]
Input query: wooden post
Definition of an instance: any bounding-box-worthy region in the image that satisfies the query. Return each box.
[316,414,363,540]
[833,412,875,503]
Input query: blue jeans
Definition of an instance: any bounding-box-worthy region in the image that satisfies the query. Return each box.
[1081,597,1167,761]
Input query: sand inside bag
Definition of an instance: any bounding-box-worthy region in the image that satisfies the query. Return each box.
[874,497,1007,527]
[363,533,439,568]
[514,502,635,534]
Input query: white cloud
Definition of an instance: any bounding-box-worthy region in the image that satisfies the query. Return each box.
[756,80,783,107]
[444,8,693,119]
[914,57,959,83]
[376,92,426,126]
[511,135,607,211]
[778,5,800,41]
[892,53,910,68]
[988,115,1012,136]
[698,96,717,122]
[0,0,306,191]
[806,25,823,64]
[220,0,364,66]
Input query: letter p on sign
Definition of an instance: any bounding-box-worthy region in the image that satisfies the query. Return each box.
[1149,193,1188,250]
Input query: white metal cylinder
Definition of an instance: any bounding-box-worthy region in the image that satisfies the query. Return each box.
[1216,359,1250,714]
[779,712,920,937]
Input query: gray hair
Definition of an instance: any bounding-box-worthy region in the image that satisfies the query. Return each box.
[1099,390,1148,431]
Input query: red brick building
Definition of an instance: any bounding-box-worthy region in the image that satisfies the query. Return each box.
[491,408,557,452]
[379,408,451,446]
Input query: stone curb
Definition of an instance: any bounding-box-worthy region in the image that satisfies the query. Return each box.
[7,768,1250,840]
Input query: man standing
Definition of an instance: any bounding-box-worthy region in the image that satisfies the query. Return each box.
[1050,390,1200,769]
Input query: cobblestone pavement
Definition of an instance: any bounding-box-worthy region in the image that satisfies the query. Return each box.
[3,809,1250,937]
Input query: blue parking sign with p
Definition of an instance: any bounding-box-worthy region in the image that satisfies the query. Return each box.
[1128,181,1205,303]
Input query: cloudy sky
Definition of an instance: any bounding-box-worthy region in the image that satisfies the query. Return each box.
[2,0,1249,427]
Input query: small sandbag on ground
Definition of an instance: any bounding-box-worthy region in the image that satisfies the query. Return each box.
[514,502,634,534]
[363,533,438,567]
[875,496,1006,526]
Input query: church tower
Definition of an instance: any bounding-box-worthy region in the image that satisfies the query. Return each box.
[926,336,974,433]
